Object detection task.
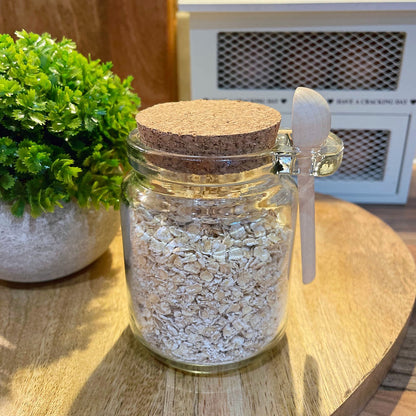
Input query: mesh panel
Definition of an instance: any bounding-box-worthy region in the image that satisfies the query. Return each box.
[217,32,405,90]
[328,129,390,181]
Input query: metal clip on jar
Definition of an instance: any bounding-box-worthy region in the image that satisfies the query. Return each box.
[120,100,343,374]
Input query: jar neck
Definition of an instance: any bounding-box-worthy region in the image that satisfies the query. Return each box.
[126,128,344,196]
[127,129,285,198]
[133,160,285,199]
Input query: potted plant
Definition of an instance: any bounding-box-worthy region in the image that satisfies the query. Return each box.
[0,30,141,282]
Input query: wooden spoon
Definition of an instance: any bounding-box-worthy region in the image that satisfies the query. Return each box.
[291,87,331,284]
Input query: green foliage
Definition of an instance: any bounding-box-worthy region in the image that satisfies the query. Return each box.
[0,30,140,217]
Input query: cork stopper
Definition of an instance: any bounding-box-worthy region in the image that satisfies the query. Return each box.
[134,99,281,174]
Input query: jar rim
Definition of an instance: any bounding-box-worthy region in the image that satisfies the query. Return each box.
[127,128,343,176]
[127,128,343,161]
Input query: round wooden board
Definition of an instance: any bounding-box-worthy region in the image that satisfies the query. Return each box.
[0,196,415,416]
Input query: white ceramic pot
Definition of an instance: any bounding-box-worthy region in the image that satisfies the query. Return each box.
[0,202,120,283]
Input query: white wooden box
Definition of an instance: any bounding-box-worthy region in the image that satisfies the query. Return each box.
[177,0,416,203]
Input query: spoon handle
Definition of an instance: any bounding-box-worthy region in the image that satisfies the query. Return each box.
[298,158,316,284]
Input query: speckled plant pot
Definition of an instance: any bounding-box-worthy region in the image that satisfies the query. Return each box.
[0,202,120,283]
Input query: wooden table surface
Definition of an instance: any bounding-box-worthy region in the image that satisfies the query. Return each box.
[0,167,415,416]
[360,165,416,416]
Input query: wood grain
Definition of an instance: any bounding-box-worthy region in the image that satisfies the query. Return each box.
[359,166,416,415]
[361,167,416,248]
[1,196,415,416]
[361,391,416,416]
[106,0,178,108]
[0,0,109,61]
[0,0,177,108]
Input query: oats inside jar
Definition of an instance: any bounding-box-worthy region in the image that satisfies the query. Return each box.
[125,203,292,364]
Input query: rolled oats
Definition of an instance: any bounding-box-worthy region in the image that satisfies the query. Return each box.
[125,203,292,365]
[200,270,214,282]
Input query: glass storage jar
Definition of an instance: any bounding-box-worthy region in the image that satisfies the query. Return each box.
[120,100,342,374]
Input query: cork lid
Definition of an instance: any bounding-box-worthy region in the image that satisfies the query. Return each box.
[135,100,281,156]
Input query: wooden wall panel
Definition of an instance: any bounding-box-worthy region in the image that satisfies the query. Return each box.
[106,0,178,108]
[0,0,178,108]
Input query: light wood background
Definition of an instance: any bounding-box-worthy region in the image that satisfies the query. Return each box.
[0,0,178,108]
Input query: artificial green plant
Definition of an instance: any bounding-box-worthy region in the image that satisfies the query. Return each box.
[0,30,140,217]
